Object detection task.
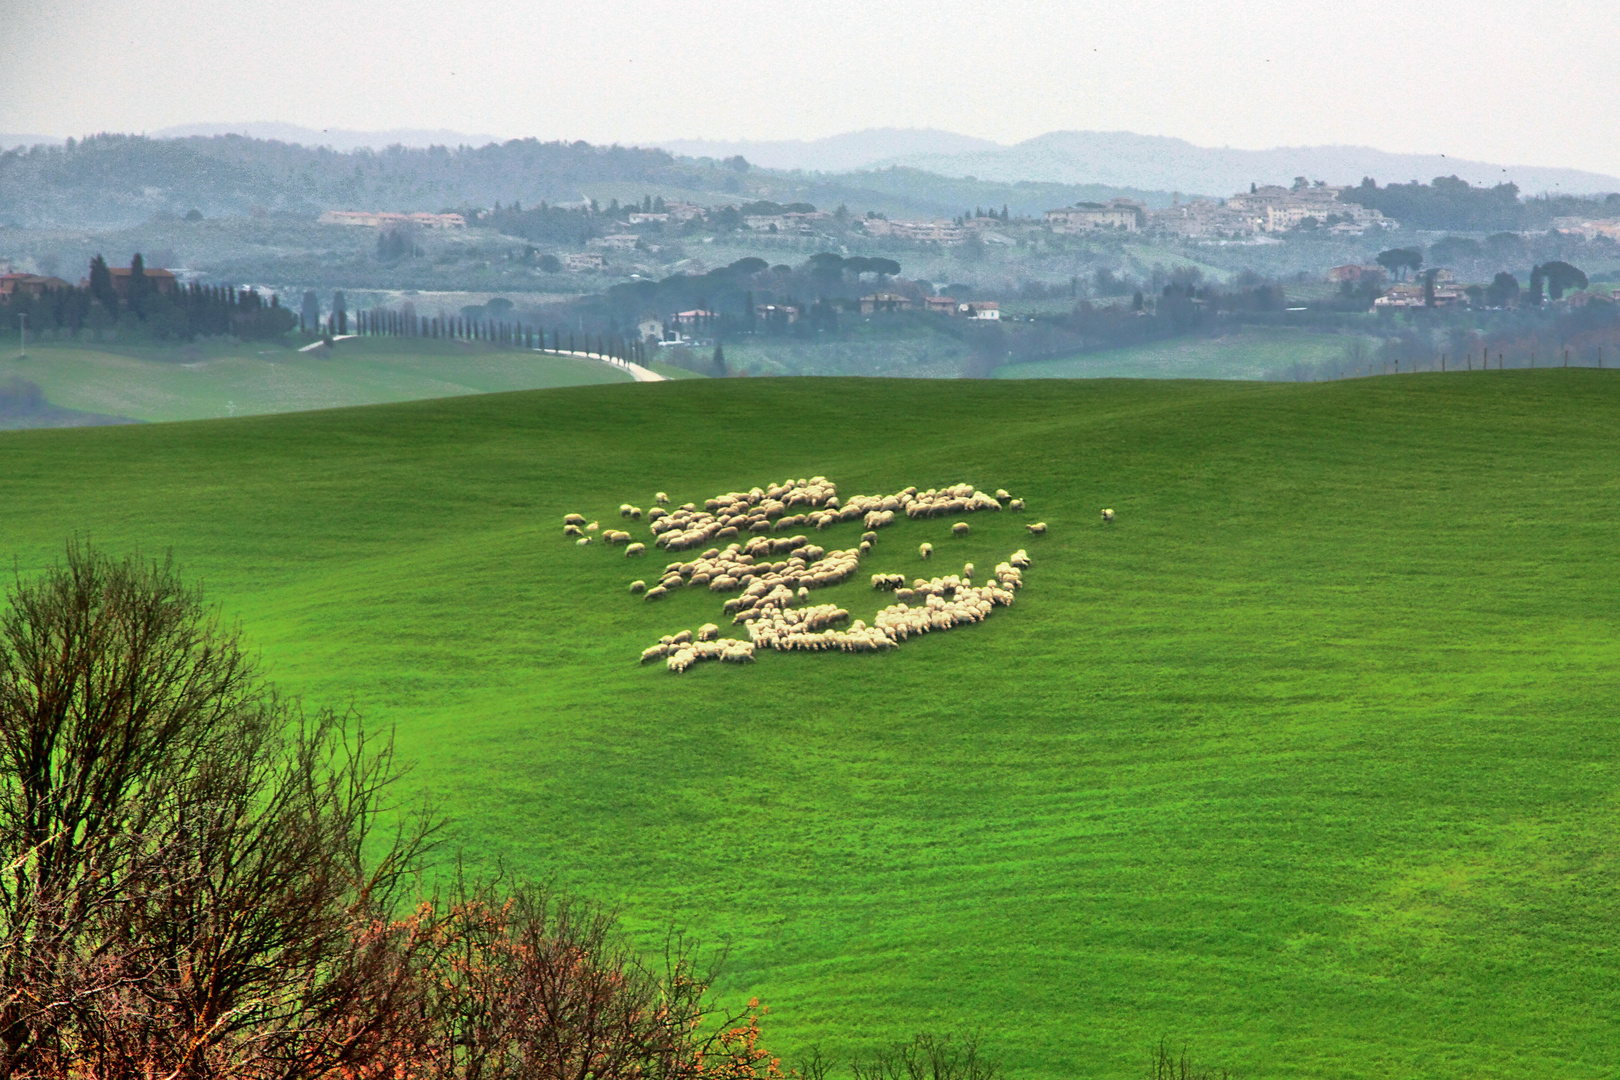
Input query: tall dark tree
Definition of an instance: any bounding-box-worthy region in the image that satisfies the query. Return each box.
[1538,261,1588,301]
[1376,248,1423,282]
[87,255,117,312]
[332,290,348,334]
[300,289,320,333]
[126,252,149,315]
[1484,271,1520,308]
[712,342,726,377]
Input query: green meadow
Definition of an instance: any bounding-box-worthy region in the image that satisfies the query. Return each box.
[0,336,638,422]
[997,327,1367,381]
[2,372,1617,1078]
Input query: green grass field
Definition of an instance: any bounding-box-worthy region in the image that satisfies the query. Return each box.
[2,372,1617,1078]
[997,328,1368,381]
[0,337,633,422]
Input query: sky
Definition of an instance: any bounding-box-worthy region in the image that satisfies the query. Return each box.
[3,0,1618,175]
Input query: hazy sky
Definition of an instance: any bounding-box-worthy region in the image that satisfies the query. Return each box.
[4,0,1617,174]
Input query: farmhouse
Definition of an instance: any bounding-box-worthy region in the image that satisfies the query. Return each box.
[561,252,608,272]
[959,301,1000,320]
[587,234,641,250]
[0,273,72,297]
[861,218,966,243]
[1044,198,1146,233]
[109,265,178,296]
[860,293,913,314]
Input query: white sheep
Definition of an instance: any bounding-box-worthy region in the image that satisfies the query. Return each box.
[697,623,719,642]
[625,543,646,558]
[564,513,586,526]
[564,524,582,537]
[644,585,667,600]
[576,536,591,546]
[1009,498,1025,512]
[656,492,670,504]
[641,644,668,663]
[629,580,646,594]
[1101,508,1115,523]
[918,542,933,560]
[586,521,599,531]
[1025,522,1047,535]
[667,648,695,673]
[672,629,693,645]
[952,522,970,537]
[994,489,1010,501]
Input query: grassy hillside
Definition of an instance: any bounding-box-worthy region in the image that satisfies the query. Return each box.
[0,337,631,422]
[2,372,1617,1079]
[996,328,1369,381]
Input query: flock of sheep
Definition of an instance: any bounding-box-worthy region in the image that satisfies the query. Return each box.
[561,477,1102,674]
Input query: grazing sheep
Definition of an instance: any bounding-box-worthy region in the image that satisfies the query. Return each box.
[620,504,634,517]
[994,489,1010,501]
[1025,522,1047,535]
[861,531,878,544]
[672,629,693,645]
[629,580,646,594]
[963,562,974,578]
[859,541,872,555]
[564,524,582,537]
[697,623,719,642]
[1101,508,1115,523]
[667,648,696,673]
[952,522,970,537]
[641,644,669,663]
[656,492,670,504]
[918,542,933,560]
[644,585,667,601]
[625,543,646,558]
[576,536,591,546]
[564,513,587,526]
[1009,499,1025,512]
[586,521,599,531]
[630,507,643,520]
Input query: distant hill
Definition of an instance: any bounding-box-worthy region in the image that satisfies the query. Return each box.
[0,133,1173,229]
[656,129,1001,173]
[878,130,1620,197]
[0,134,64,151]
[150,122,505,151]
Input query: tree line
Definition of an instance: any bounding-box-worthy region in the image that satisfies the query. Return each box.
[0,254,295,341]
[1341,175,1619,232]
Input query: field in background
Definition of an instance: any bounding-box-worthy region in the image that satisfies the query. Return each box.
[2,373,1618,1078]
[0,337,634,422]
[997,327,1367,380]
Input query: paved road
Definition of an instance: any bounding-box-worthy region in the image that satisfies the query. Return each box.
[536,347,667,382]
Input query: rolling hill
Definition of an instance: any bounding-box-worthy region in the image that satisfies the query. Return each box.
[2,372,1617,1078]
[875,130,1620,196]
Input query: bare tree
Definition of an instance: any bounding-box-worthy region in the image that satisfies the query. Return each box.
[0,541,438,1079]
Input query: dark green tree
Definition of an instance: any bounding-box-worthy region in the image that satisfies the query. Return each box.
[1538,261,1588,301]
[1376,248,1423,281]
[1484,271,1520,307]
[126,253,150,316]
[712,342,726,377]
[87,255,117,313]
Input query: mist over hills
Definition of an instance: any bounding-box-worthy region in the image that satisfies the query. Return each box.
[0,133,1164,230]
[150,122,506,151]
[874,131,1620,196]
[655,129,1001,173]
